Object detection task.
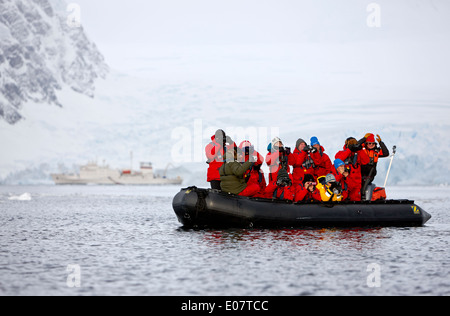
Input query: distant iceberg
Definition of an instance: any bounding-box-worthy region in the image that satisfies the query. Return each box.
[8,193,32,201]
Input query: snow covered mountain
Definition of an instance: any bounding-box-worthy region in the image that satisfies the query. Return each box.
[0,0,449,187]
[0,0,108,124]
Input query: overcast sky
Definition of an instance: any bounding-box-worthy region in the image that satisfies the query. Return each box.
[68,0,450,78]
[72,0,449,46]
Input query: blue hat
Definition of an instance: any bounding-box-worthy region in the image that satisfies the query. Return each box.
[334,159,345,169]
[311,136,320,146]
[267,143,272,152]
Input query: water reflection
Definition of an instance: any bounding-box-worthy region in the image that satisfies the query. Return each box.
[198,227,389,251]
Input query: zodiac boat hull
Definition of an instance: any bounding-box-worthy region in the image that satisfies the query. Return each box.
[172,187,432,229]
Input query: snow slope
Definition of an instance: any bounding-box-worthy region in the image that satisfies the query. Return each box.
[0,0,108,124]
[1,0,450,186]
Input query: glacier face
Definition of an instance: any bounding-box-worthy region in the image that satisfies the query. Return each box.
[0,0,108,124]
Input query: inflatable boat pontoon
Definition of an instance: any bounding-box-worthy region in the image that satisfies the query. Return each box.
[172,187,432,229]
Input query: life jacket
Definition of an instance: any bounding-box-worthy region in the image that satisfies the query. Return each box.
[316,176,343,202]
[372,187,387,201]
[363,147,381,165]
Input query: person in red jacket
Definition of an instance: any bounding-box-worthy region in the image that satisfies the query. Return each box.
[361,133,390,187]
[335,137,370,201]
[205,129,234,190]
[264,168,295,201]
[294,174,321,203]
[331,159,349,201]
[309,136,333,179]
[265,137,293,183]
[238,140,267,197]
[288,138,309,186]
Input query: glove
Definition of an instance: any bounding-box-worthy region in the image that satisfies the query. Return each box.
[364,133,372,139]
[376,134,382,143]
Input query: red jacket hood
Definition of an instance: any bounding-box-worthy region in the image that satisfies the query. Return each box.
[211,134,222,146]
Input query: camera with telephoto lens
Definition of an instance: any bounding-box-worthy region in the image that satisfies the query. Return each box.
[276,169,292,187]
[278,146,291,156]
[276,146,290,171]
[302,158,315,169]
[244,145,255,156]
[330,182,342,195]
[303,145,318,154]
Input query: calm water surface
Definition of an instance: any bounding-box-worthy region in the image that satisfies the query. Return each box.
[0,185,449,296]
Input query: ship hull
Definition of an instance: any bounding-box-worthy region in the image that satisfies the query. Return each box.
[51,174,182,185]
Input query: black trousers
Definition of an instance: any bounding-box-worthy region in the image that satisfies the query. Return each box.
[210,180,221,190]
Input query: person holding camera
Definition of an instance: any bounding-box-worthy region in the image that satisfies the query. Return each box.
[265,137,293,183]
[205,129,235,190]
[264,168,295,201]
[316,174,344,202]
[308,136,333,179]
[331,159,350,201]
[335,137,370,201]
[219,144,260,197]
[294,174,321,203]
[238,140,267,197]
[288,138,310,186]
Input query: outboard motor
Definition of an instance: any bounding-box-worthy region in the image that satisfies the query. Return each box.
[364,183,376,201]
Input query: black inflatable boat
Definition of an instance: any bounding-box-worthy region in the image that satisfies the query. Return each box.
[172,187,432,228]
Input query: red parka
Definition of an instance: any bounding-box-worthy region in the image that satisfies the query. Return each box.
[288,148,309,186]
[205,135,224,182]
[264,180,295,201]
[335,146,370,201]
[310,146,333,179]
[266,150,293,183]
[240,150,267,195]
[294,183,321,203]
[331,167,350,201]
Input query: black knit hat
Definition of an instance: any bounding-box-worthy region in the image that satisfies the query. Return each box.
[303,174,316,185]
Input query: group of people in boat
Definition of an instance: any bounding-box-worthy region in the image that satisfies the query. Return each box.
[206,129,390,202]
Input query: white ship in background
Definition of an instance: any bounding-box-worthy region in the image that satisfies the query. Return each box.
[51,161,182,185]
